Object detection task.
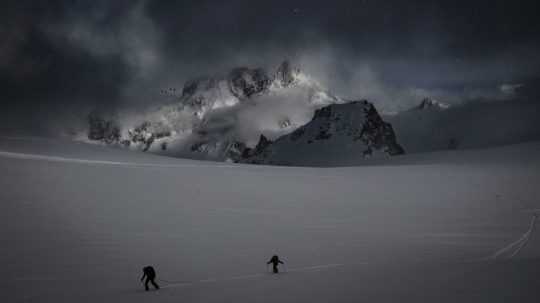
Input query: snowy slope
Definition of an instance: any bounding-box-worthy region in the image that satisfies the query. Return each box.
[385,99,540,153]
[2,137,540,302]
[241,100,404,166]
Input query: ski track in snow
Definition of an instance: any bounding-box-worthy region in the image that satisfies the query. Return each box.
[490,214,538,260]
[159,263,348,290]
[0,150,240,169]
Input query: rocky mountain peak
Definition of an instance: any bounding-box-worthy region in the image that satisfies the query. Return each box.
[181,77,217,99]
[228,67,272,99]
[87,112,120,144]
[239,100,404,165]
[415,97,449,111]
[275,60,296,87]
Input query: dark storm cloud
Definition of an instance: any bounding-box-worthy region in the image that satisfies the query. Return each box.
[145,1,540,68]
[1,0,539,134]
[0,0,134,133]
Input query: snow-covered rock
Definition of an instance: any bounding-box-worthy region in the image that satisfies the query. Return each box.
[273,60,298,88]
[125,121,172,151]
[84,60,351,161]
[228,67,272,99]
[87,112,121,144]
[179,76,239,117]
[240,100,404,165]
[411,97,450,111]
[189,138,247,162]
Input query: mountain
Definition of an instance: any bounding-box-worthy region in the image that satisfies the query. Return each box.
[85,60,358,162]
[411,97,450,111]
[239,100,404,166]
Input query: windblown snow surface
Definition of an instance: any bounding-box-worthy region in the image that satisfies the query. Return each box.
[1,136,540,303]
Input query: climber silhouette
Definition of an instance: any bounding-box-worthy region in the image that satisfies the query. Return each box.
[267,255,284,273]
[140,266,160,291]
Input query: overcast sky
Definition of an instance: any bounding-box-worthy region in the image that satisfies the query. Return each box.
[1,0,539,134]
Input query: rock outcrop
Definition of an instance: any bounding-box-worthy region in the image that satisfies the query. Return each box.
[240,100,404,165]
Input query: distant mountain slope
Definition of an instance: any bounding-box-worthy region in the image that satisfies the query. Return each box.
[411,97,450,111]
[385,99,540,153]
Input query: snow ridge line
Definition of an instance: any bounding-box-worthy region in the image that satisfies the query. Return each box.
[0,150,239,169]
[286,263,346,272]
[159,263,347,289]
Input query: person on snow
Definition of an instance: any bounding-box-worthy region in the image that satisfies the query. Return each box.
[140,266,160,291]
[267,255,284,273]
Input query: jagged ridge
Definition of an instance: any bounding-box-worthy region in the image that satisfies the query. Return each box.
[239,100,404,165]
